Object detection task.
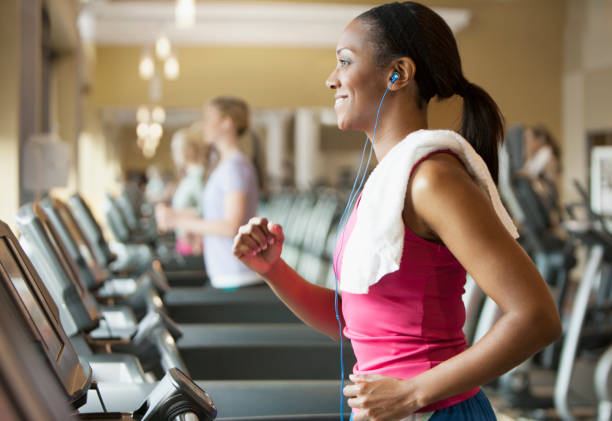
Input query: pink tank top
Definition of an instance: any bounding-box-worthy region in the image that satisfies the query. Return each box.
[334,151,479,412]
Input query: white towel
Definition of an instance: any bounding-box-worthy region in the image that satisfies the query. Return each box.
[340,129,519,294]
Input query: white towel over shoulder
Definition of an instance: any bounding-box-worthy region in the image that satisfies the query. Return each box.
[340,129,519,294]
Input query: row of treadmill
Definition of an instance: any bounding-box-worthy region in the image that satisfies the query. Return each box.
[0,193,356,420]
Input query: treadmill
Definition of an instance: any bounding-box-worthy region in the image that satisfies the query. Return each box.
[18,201,357,381]
[69,193,161,279]
[0,219,349,418]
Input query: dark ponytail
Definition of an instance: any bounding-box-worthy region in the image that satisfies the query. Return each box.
[358,2,505,182]
[459,81,505,182]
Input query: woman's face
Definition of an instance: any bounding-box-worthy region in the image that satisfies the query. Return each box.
[326,19,388,132]
[202,105,225,145]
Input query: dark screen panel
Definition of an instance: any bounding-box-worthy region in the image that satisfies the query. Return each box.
[39,221,86,295]
[57,204,97,269]
[0,238,63,362]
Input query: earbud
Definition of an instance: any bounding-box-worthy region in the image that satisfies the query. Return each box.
[390,72,400,84]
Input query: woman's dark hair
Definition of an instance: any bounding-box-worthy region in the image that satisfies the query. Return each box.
[358,1,505,182]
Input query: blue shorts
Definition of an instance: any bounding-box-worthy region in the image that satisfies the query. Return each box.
[349,389,496,420]
[430,390,496,420]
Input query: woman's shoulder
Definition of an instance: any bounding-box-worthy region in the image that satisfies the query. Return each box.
[400,149,472,241]
[213,153,243,174]
[409,152,474,203]
[225,152,257,176]
[211,153,257,191]
[412,147,466,178]
[404,152,489,236]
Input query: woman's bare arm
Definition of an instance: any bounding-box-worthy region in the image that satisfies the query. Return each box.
[156,191,248,237]
[233,218,344,340]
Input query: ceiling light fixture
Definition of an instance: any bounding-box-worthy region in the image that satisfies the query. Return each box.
[136,122,150,139]
[136,105,150,123]
[149,122,163,140]
[164,55,180,80]
[152,106,166,124]
[138,52,154,80]
[175,0,196,29]
[155,35,171,60]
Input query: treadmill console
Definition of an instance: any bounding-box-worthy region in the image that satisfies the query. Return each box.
[0,238,64,361]
[0,264,78,420]
[16,204,98,335]
[52,197,109,284]
[133,368,217,421]
[68,194,116,266]
[40,197,99,290]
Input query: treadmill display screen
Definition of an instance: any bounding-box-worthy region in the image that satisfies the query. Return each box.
[0,239,63,362]
[57,205,96,268]
[40,221,86,295]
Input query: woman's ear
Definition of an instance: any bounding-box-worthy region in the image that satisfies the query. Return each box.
[388,57,416,90]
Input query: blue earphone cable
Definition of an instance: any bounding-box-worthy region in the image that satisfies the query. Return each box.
[332,78,395,420]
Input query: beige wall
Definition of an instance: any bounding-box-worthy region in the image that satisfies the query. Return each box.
[93,45,340,109]
[72,40,115,215]
[0,0,21,229]
[73,96,123,223]
[429,0,564,136]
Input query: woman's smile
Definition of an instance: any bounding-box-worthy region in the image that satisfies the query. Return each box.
[334,94,348,107]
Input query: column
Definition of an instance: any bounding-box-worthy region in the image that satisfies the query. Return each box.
[262,109,292,190]
[294,108,321,190]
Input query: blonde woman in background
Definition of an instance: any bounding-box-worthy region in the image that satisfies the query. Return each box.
[167,126,207,256]
[156,96,262,289]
